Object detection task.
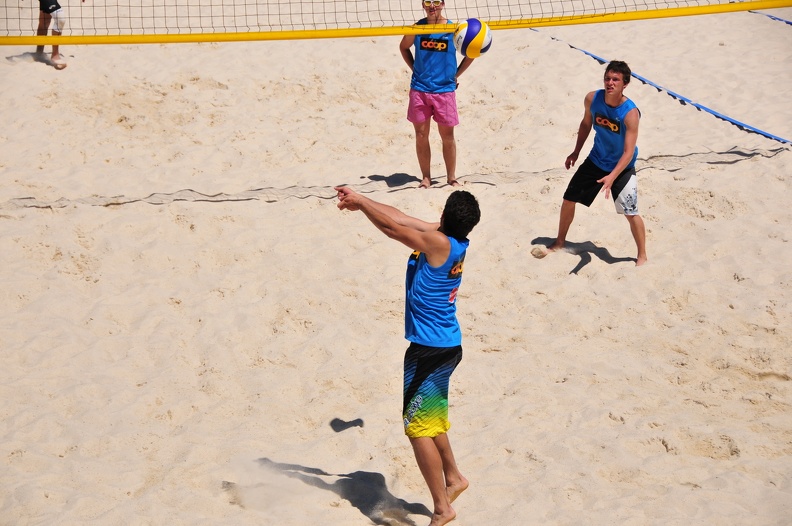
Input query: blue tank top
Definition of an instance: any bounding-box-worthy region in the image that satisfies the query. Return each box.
[589,90,640,171]
[404,236,468,347]
[411,19,458,94]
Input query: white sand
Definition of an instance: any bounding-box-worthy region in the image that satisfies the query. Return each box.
[2,8,791,525]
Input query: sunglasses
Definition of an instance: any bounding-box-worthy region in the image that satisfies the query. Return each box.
[423,0,443,6]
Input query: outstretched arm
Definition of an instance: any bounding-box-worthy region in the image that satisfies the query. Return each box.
[335,186,449,265]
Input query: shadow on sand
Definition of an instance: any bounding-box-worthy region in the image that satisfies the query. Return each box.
[252,457,431,526]
[330,417,364,432]
[6,50,67,69]
[532,236,635,274]
[363,173,421,188]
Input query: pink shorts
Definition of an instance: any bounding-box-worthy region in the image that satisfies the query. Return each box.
[407,89,459,127]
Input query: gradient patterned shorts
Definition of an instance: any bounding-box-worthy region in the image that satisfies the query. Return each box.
[403,342,463,438]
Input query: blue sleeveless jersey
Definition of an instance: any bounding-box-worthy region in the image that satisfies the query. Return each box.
[404,236,468,347]
[589,90,640,171]
[411,19,458,94]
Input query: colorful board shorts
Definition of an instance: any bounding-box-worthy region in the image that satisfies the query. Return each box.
[403,342,463,438]
[563,157,639,215]
[407,89,459,127]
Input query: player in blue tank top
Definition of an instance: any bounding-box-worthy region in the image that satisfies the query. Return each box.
[588,89,640,172]
[410,18,459,94]
[399,0,475,189]
[335,185,480,526]
[539,60,648,266]
[404,234,468,347]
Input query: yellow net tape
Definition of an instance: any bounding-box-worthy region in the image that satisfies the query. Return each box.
[2,0,791,46]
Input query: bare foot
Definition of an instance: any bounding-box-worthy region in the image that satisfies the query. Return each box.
[52,55,67,70]
[636,256,648,266]
[447,477,469,503]
[531,242,566,259]
[419,178,431,189]
[428,507,456,526]
[546,242,564,252]
[447,179,461,187]
[530,246,548,259]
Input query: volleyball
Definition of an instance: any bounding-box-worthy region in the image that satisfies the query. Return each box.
[453,18,492,59]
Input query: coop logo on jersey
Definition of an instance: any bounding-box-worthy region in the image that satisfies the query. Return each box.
[421,37,449,52]
[447,255,465,279]
[595,113,621,133]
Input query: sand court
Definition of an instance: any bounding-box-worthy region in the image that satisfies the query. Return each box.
[2,7,791,525]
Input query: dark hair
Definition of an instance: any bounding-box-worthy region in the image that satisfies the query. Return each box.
[605,60,632,85]
[441,190,481,240]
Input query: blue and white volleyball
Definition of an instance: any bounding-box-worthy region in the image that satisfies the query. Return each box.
[453,18,492,59]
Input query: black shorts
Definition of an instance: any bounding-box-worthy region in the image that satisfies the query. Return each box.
[40,1,61,14]
[563,157,638,213]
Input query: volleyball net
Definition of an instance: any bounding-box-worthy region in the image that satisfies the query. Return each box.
[2,0,790,46]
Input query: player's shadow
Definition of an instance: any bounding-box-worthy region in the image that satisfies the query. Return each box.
[5,51,63,69]
[330,417,364,432]
[257,457,431,526]
[532,236,635,274]
[363,173,420,188]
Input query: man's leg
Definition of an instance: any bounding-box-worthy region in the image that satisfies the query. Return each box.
[437,124,458,186]
[432,433,468,502]
[410,436,456,526]
[50,9,66,68]
[36,12,50,56]
[50,28,64,67]
[626,214,648,266]
[549,199,576,251]
[413,120,432,188]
